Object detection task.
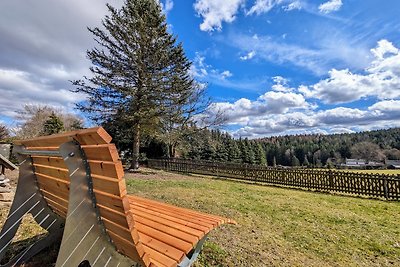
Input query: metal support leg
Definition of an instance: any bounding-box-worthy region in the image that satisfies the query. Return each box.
[55,142,137,267]
[178,234,208,267]
[0,146,64,266]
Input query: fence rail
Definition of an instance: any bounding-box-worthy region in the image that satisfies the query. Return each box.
[148,158,400,200]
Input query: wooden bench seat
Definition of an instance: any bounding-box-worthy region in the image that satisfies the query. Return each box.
[0,127,235,267]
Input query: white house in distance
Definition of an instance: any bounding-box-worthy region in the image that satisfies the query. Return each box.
[344,159,366,168]
[342,159,384,169]
[386,160,400,169]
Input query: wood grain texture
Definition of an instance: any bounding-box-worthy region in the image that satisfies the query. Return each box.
[15,127,235,267]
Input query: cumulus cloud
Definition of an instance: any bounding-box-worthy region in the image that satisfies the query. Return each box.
[228,102,400,138]
[0,0,122,122]
[205,79,311,126]
[300,39,400,104]
[240,50,256,60]
[194,0,304,31]
[193,0,245,31]
[318,0,343,14]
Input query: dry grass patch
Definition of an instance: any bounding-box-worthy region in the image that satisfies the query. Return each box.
[125,169,400,267]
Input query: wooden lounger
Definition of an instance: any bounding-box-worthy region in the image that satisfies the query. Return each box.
[0,127,235,267]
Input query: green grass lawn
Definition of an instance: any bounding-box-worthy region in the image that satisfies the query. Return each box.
[125,170,400,267]
[1,169,399,266]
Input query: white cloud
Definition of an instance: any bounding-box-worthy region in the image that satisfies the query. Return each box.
[193,0,245,31]
[220,70,233,79]
[240,50,256,60]
[0,0,122,122]
[301,39,400,104]
[247,0,283,16]
[228,32,370,75]
[258,91,308,113]
[190,53,234,81]
[205,78,312,126]
[318,0,343,14]
[283,1,302,11]
[227,102,400,138]
[158,0,174,14]
[190,52,267,91]
[164,0,174,13]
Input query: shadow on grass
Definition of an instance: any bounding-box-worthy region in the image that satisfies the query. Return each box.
[1,234,60,266]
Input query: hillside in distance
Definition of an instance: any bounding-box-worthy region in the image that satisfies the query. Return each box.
[180,127,400,167]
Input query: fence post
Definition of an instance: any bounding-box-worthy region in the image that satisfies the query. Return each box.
[328,170,333,190]
[384,176,389,200]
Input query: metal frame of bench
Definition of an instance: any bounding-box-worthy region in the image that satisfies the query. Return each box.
[0,128,234,267]
[0,142,136,267]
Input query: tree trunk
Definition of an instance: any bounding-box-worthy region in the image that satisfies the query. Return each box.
[130,124,140,170]
[168,144,176,158]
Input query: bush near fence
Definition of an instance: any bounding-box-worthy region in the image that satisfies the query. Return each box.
[148,158,400,200]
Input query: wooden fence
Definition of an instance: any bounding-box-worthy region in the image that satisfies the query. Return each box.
[148,158,400,200]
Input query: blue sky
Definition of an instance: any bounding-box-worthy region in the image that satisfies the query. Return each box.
[0,0,399,138]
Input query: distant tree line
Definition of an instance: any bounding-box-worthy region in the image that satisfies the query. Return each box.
[141,127,400,167]
[1,104,83,141]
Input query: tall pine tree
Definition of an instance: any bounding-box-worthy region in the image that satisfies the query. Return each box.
[73,0,199,169]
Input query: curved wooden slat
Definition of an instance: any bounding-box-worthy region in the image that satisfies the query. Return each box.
[14,127,236,267]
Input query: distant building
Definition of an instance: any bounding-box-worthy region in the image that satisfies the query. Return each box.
[345,159,366,167]
[386,160,400,169]
[342,158,384,169]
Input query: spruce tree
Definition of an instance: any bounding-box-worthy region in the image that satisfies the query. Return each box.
[291,154,300,167]
[41,112,65,135]
[72,0,198,169]
[228,139,241,163]
[254,143,267,166]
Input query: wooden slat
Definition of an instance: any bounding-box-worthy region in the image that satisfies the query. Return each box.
[142,245,177,267]
[43,196,68,215]
[97,204,129,229]
[134,216,198,245]
[33,164,69,181]
[91,175,125,196]
[130,196,225,225]
[40,188,69,208]
[139,232,185,262]
[82,144,120,162]
[149,259,168,267]
[14,127,111,147]
[132,208,204,238]
[36,173,70,199]
[130,201,217,229]
[135,222,193,253]
[87,160,124,179]
[131,204,209,233]
[102,217,134,244]
[107,230,148,265]
[93,190,125,214]
[32,156,66,169]
[32,156,123,180]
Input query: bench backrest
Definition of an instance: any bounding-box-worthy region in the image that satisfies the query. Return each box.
[14,127,149,265]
